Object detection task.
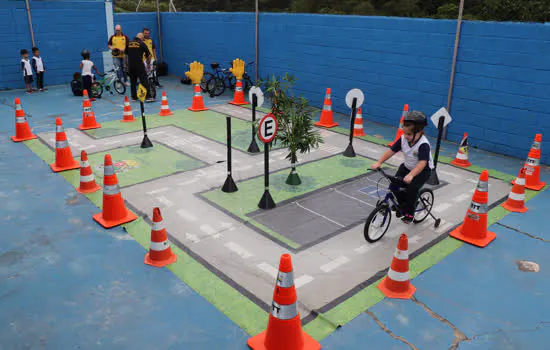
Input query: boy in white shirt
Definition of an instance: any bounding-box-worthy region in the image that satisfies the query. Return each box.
[79,50,101,101]
[31,47,47,92]
[371,111,434,224]
[20,49,33,94]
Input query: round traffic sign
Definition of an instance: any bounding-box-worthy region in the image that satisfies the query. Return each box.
[248,86,264,108]
[258,113,278,143]
[345,88,365,109]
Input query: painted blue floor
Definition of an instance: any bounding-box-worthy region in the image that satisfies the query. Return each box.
[498,187,550,240]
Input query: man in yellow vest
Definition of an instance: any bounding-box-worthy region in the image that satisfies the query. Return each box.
[108,24,130,86]
[142,27,162,88]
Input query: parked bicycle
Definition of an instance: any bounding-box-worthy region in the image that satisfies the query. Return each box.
[204,61,255,97]
[145,61,157,99]
[90,68,125,98]
[363,168,441,243]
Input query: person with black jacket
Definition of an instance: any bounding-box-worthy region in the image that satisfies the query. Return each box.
[126,33,155,102]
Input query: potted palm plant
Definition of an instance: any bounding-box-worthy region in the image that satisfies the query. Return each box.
[259,73,323,185]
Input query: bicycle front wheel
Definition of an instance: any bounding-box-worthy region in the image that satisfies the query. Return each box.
[201,73,214,93]
[364,204,392,243]
[91,82,103,98]
[113,80,126,95]
[148,78,157,99]
[207,77,225,97]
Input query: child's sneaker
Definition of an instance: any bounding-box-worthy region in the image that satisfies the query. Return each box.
[401,214,414,224]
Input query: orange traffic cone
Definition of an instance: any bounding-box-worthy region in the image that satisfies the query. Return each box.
[450,170,497,247]
[92,154,138,228]
[501,167,528,213]
[450,132,472,167]
[11,97,37,142]
[79,90,101,130]
[512,134,546,191]
[188,84,209,112]
[378,234,416,299]
[144,207,178,267]
[314,88,338,128]
[388,104,408,147]
[229,79,249,105]
[158,91,174,116]
[121,96,136,122]
[353,107,366,137]
[248,254,321,350]
[76,150,101,194]
[50,118,80,172]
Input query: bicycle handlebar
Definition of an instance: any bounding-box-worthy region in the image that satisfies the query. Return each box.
[375,168,405,187]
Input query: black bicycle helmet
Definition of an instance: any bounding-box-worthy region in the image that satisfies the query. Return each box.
[403,110,428,126]
[81,49,90,59]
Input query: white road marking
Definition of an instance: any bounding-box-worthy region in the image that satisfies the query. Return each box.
[212,233,223,239]
[453,193,471,202]
[235,165,253,172]
[439,170,461,178]
[220,222,233,230]
[295,275,314,289]
[255,161,264,166]
[86,144,97,149]
[149,131,166,136]
[200,224,216,235]
[147,187,168,195]
[71,142,82,147]
[177,178,199,186]
[49,138,55,143]
[295,202,345,228]
[257,262,278,279]
[334,189,375,207]
[177,209,197,222]
[185,233,200,243]
[433,202,452,213]
[225,241,253,259]
[354,242,381,254]
[408,235,421,244]
[157,196,174,208]
[466,178,478,184]
[320,256,350,273]
[193,144,206,150]
[104,139,120,145]
[208,150,222,157]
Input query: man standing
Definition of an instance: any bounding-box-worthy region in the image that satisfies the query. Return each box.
[126,33,155,103]
[108,24,130,86]
[142,27,162,88]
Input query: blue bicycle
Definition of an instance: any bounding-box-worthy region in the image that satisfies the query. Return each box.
[363,168,441,243]
[204,61,255,97]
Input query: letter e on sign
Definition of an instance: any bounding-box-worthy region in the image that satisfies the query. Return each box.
[258,113,278,143]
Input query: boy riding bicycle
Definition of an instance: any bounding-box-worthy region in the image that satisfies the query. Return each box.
[370,111,434,224]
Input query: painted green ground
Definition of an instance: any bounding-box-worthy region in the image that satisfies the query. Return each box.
[23,137,544,343]
[201,154,377,249]
[86,143,205,188]
[83,109,284,154]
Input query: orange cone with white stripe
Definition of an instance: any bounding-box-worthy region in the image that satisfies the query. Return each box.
[450,132,472,167]
[248,254,321,350]
[388,104,408,147]
[450,170,497,247]
[188,84,209,112]
[229,79,249,105]
[158,91,174,116]
[144,207,178,267]
[50,117,81,172]
[92,154,138,228]
[76,150,101,194]
[353,107,366,137]
[79,90,101,130]
[11,97,37,142]
[121,96,136,122]
[377,234,416,299]
[314,88,338,128]
[512,134,546,191]
[501,167,528,213]
[83,89,93,105]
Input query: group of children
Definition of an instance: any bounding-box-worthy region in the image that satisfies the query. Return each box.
[20,47,47,94]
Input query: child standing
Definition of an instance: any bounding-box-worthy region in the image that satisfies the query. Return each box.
[20,49,33,94]
[79,50,101,101]
[31,47,47,91]
[370,111,434,224]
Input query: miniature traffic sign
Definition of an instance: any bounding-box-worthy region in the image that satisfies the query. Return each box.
[430,107,452,128]
[345,88,364,109]
[248,86,264,108]
[258,113,278,143]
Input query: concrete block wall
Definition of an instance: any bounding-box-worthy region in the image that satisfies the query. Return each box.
[113,12,159,56]
[0,0,107,90]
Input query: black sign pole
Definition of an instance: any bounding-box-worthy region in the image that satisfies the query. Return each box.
[343,98,358,157]
[140,100,153,148]
[222,116,238,193]
[426,115,444,185]
[258,119,276,210]
[247,94,260,153]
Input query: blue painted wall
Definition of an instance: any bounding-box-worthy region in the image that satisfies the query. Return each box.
[0,0,107,90]
[113,12,160,55]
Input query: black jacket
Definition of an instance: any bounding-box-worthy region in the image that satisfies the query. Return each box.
[126,38,151,71]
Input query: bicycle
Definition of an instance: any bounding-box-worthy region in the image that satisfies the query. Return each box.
[90,68,125,98]
[205,61,255,97]
[363,167,441,243]
[145,61,157,99]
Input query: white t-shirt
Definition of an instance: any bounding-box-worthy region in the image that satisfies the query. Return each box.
[32,56,44,72]
[400,134,435,170]
[82,60,94,76]
[21,59,32,76]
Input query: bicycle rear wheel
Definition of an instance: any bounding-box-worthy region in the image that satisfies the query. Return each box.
[91,82,103,98]
[364,204,392,243]
[201,73,214,93]
[207,76,225,97]
[413,188,434,224]
[148,78,157,99]
[113,80,126,95]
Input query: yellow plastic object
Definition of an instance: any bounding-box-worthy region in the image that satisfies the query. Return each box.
[230,58,245,80]
[185,61,204,85]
